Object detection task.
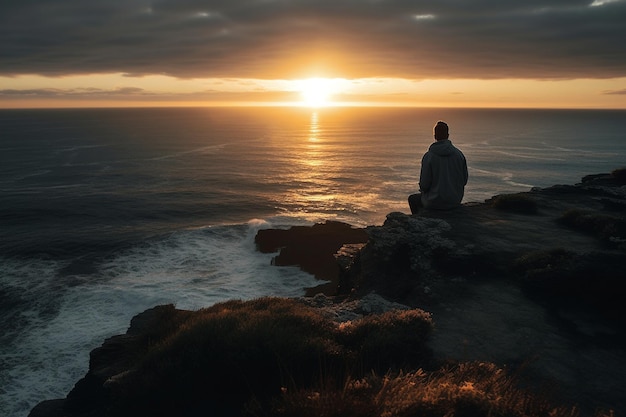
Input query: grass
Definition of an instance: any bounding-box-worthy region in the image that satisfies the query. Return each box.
[611,167,626,184]
[558,209,626,248]
[490,193,538,214]
[97,297,434,416]
[71,296,616,417]
[513,248,626,322]
[272,362,591,417]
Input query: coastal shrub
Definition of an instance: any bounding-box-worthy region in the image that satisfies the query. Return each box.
[59,298,611,417]
[129,303,194,346]
[513,248,577,297]
[558,209,626,247]
[514,248,626,321]
[118,298,342,415]
[271,361,591,417]
[611,167,626,184]
[490,193,538,214]
[338,309,433,371]
[101,297,434,417]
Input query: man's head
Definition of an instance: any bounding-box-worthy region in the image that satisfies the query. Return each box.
[433,121,449,141]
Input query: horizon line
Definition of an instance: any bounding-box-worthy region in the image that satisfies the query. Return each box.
[1,102,625,111]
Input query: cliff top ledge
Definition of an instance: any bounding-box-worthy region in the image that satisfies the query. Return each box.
[256,169,626,413]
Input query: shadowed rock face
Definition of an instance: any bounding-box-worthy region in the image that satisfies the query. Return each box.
[29,171,626,417]
[29,304,186,417]
[255,220,369,296]
[256,172,626,314]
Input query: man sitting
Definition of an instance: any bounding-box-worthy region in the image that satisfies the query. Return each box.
[408,121,468,214]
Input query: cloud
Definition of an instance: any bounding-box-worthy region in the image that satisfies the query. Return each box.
[0,87,150,97]
[0,85,298,103]
[603,88,626,94]
[1,0,625,80]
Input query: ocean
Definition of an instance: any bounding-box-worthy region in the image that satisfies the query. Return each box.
[1,106,625,416]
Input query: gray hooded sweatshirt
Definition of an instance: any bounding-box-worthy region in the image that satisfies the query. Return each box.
[419,139,468,209]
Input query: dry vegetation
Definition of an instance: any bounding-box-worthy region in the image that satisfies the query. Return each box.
[558,209,626,248]
[610,167,626,184]
[490,193,539,214]
[513,248,625,324]
[83,297,612,417]
[273,362,587,417]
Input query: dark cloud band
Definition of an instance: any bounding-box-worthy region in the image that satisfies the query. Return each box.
[1,0,625,79]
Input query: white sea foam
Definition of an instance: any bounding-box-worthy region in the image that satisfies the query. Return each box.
[56,144,108,153]
[501,172,535,189]
[492,150,566,161]
[0,221,321,417]
[149,144,227,161]
[3,170,53,183]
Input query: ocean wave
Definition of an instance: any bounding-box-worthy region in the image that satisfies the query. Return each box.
[149,144,227,161]
[0,221,321,417]
[492,150,566,161]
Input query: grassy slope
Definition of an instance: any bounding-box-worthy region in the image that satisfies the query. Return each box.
[63,297,614,417]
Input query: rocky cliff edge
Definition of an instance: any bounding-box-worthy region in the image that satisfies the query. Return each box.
[30,170,626,417]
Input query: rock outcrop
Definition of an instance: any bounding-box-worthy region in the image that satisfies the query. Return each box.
[29,304,189,417]
[255,220,368,295]
[255,170,626,414]
[352,175,625,308]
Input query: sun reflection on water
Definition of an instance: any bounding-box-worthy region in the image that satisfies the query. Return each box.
[294,111,343,215]
[309,111,319,141]
[275,109,384,224]
[304,112,324,167]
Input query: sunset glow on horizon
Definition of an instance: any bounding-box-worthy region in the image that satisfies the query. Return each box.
[2,73,626,109]
[296,78,338,108]
[0,74,626,109]
[1,1,625,109]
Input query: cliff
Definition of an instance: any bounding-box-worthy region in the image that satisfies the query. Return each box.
[29,170,626,417]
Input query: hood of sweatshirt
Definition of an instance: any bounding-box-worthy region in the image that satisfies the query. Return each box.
[428,139,456,156]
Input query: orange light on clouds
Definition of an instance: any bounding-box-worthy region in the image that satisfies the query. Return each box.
[0,73,625,109]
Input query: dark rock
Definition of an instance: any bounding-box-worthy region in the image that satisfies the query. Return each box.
[29,304,185,417]
[348,213,456,303]
[255,220,368,295]
[28,400,65,417]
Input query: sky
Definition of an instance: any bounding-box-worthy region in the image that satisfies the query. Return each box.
[1,0,625,109]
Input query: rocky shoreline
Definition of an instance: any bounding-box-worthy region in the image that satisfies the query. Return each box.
[29,170,626,417]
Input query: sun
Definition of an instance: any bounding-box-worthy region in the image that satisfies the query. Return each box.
[297,77,335,107]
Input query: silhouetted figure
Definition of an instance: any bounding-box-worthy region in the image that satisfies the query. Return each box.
[408,121,468,214]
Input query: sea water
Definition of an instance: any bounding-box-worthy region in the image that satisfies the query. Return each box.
[1,106,625,416]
